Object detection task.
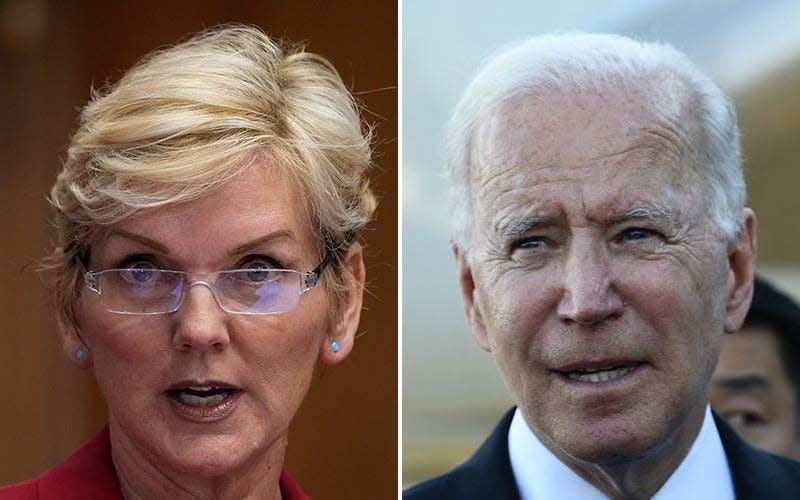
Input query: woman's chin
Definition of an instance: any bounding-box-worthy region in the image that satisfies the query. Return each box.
[155,432,279,478]
[112,408,286,481]
[168,451,249,477]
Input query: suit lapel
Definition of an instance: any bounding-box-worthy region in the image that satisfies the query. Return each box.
[447,408,522,499]
[714,411,800,500]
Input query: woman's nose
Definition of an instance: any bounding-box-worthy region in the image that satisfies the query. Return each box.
[171,282,231,352]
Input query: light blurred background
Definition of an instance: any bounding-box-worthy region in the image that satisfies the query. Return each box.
[403,0,800,486]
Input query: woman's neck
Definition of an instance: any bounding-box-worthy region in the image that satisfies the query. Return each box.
[110,425,288,500]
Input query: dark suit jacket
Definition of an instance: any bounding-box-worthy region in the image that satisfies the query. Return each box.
[404,408,800,499]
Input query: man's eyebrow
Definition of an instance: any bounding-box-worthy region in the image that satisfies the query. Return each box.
[607,205,678,227]
[497,215,549,240]
[107,229,169,254]
[712,374,770,392]
[497,205,677,237]
[228,230,296,256]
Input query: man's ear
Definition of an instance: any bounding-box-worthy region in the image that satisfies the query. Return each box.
[724,209,757,333]
[454,244,491,352]
[56,308,92,369]
[319,242,365,365]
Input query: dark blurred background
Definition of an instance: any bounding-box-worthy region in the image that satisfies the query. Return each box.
[0,1,397,498]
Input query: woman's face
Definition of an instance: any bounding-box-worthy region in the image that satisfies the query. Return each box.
[59,162,363,478]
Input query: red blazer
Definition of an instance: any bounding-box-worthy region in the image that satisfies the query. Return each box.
[0,427,310,499]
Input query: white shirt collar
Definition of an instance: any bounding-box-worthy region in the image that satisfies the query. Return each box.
[508,405,735,500]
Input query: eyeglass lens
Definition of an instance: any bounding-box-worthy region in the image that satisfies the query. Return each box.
[90,269,307,315]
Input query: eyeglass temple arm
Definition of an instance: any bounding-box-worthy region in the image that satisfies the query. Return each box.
[84,272,100,293]
[305,251,332,289]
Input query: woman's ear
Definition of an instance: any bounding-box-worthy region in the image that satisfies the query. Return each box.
[53,246,92,369]
[319,242,365,365]
[56,308,92,369]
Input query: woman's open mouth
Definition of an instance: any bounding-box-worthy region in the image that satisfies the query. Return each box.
[170,386,235,407]
[167,383,241,422]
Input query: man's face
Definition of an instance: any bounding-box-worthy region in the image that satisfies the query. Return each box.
[710,326,800,460]
[459,85,753,465]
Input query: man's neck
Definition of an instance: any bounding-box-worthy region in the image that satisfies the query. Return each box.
[528,403,706,500]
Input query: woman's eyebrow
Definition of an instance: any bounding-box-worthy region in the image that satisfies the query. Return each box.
[228,230,296,256]
[106,229,170,254]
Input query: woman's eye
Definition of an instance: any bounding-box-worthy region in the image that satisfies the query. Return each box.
[245,267,273,282]
[121,261,160,284]
[240,257,281,281]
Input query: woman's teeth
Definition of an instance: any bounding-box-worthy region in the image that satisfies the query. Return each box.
[173,387,232,407]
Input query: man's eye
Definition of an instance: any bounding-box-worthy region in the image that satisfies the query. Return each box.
[516,237,545,249]
[727,410,765,428]
[622,228,652,241]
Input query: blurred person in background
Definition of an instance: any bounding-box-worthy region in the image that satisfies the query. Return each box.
[710,274,800,461]
[404,33,800,500]
[0,24,376,499]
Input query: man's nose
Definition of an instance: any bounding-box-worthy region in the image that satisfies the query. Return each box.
[557,241,625,325]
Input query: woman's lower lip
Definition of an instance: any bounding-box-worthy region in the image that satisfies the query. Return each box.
[167,390,242,422]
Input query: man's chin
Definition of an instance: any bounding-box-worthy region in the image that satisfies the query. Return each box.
[537,416,668,467]
[564,443,657,466]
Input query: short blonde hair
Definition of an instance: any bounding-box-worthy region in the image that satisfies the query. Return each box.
[49,24,376,328]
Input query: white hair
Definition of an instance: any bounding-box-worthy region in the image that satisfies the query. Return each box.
[445,33,745,254]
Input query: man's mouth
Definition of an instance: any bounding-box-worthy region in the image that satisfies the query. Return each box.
[563,364,639,383]
[169,386,236,407]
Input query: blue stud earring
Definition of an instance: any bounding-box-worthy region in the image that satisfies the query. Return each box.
[75,347,85,361]
[330,341,340,353]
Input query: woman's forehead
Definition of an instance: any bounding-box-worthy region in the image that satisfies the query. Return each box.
[90,164,317,261]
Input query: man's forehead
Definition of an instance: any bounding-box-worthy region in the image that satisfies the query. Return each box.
[470,145,703,241]
[476,88,692,167]
[473,138,694,204]
[485,186,688,236]
[471,87,701,200]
